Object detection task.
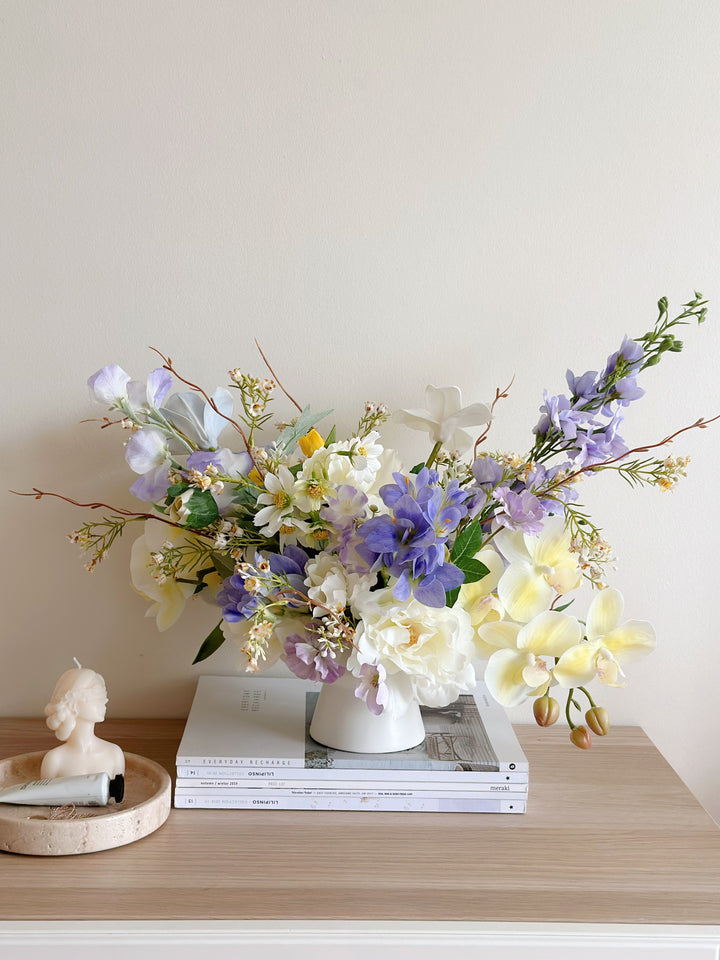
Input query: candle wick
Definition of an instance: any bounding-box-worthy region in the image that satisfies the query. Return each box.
[73,657,82,670]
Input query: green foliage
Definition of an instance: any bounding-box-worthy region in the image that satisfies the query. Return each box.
[193,622,226,663]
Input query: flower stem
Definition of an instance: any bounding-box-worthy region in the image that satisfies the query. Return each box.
[425,441,443,470]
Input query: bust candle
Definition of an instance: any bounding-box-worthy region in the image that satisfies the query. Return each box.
[40,662,125,780]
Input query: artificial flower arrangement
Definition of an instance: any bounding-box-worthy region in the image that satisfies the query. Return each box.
[21,295,716,748]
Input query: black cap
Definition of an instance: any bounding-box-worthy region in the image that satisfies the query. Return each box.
[109,774,125,803]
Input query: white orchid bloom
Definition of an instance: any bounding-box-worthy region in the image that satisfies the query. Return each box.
[455,548,506,654]
[394,385,492,453]
[495,516,582,622]
[553,587,656,688]
[479,610,583,707]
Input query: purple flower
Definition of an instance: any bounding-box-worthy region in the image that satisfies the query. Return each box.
[493,487,548,535]
[320,485,368,530]
[87,364,131,406]
[354,663,389,716]
[187,448,253,478]
[283,630,345,683]
[126,368,173,411]
[217,574,261,622]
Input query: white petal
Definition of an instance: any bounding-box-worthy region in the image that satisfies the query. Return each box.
[425,385,462,421]
[475,620,521,653]
[484,649,534,707]
[497,562,554,623]
[518,611,583,657]
[493,527,530,565]
[529,516,573,566]
[603,620,656,661]
[552,641,601,687]
[586,587,624,639]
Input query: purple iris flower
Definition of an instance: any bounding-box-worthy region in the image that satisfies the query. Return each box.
[283,631,345,683]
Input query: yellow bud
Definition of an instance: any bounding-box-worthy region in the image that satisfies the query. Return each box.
[298,428,324,457]
[248,468,264,486]
[585,706,610,736]
[533,695,560,727]
[570,725,592,750]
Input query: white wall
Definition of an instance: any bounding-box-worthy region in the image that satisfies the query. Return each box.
[2,1,720,820]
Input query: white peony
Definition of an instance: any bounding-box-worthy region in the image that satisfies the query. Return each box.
[349,588,477,716]
[304,554,375,619]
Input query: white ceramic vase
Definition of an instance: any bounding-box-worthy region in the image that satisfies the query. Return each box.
[308,670,426,754]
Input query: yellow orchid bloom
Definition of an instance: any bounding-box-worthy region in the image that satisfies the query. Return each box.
[553,587,656,688]
[479,610,582,707]
[495,517,582,623]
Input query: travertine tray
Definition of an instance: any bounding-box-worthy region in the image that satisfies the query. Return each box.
[0,751,171,856]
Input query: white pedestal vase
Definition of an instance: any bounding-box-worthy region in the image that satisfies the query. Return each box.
[309,670,425,754]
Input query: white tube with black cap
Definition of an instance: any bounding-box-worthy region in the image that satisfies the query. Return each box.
[0,772,125,806]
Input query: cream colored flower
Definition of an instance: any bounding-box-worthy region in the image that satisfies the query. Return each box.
[455,548,505,655]
[349,588,476,715]
[254,466,300,536]
[130,520,199,632]
[553,587,656,688]
[495,517,582,622]
[479,610,582,707]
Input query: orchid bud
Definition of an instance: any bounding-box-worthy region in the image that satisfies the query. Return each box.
[533,695,560,727]
[570,725,592,750]
[585,706,610,736]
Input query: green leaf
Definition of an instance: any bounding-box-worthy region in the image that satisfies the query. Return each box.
[459,558,490,584]
[450,520,484,566]
[165,482,188,505]
[276,405,333,453]
[445,586,461,608]
[183,489,220,529]
[192,622,226,663]
[325,424,337,445]
[409,462,425,475]
[210,552,236,579]
[553,599,575,613]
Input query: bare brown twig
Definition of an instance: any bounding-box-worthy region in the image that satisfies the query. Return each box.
[474,376,515,457]
[148,347,253,454]
[254,339,303,413]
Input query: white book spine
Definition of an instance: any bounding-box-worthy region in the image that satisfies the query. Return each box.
[173,794,526,813]
[174,778,528,795]
[176,766,528,783]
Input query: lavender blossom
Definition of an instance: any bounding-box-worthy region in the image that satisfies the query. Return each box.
[354,663,389,715]
[283,630,345,683]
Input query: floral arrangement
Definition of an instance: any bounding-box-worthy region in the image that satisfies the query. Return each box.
[22,295,716,748]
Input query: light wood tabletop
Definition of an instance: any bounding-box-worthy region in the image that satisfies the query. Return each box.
[1,718,719,925]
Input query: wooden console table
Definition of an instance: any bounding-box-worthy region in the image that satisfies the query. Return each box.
[1,718,719,958]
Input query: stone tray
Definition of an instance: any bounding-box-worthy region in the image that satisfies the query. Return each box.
[0,751,171,856]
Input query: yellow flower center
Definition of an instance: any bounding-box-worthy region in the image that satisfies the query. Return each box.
[273,491,288,508]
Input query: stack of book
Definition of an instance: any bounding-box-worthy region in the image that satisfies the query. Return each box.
[174,675,528,813]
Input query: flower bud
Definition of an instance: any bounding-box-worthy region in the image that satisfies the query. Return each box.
[533,695,560,727]
[585,706,610,736]
[299,428,325,457]
[570,725,592,749]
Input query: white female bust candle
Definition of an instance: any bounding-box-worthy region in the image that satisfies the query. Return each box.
[40,661,125,780]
